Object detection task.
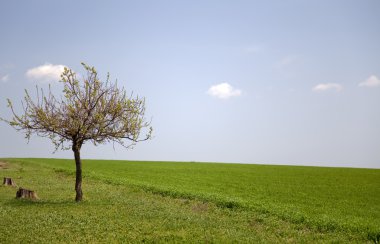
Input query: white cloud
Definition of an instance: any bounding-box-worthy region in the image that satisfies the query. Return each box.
[359,75,380,88]
[313,83,343,92]
[26,63,66,83]
[207,82,242,99]
[1,74,9,83]
[276,55,298,68]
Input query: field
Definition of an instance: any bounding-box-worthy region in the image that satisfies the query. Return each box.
[1,158,379,243]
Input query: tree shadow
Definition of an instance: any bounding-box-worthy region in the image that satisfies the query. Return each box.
[4,198,78,207]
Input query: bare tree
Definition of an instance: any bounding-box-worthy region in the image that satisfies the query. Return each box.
[1,63,152,201]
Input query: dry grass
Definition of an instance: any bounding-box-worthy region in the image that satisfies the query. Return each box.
[0,161,9,169]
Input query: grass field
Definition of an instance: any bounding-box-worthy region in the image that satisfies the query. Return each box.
[1,158,379,243]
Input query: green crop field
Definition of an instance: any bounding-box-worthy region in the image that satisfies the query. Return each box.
[1,158,379,243]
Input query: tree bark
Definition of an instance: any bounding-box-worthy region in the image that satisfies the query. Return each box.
[72,141,83,202]
[16,187,38,200]
[3,177,16,186]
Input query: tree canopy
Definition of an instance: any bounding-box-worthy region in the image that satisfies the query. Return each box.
[2,63,152,201]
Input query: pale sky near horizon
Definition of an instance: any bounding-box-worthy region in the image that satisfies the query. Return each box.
[0,1,379,168]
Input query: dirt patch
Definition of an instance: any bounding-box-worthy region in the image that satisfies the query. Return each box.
[0,161,10,169]
[191,202,209,213]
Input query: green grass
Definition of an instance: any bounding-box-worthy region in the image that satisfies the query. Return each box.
[1,158,379,243]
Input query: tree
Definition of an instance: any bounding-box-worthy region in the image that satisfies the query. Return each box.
[1,63,152,201]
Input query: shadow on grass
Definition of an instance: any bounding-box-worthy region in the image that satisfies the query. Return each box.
[3,197,121,207]
[4,198,79,207]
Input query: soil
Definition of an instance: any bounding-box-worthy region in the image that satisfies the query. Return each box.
[0,161,9,169]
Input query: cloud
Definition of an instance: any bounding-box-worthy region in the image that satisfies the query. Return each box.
[359,75,380,88]
[313,83,343,92]
[1,74,9,83]
[207,82,242,99]
[276,55,298,68]
[26,63,66,83]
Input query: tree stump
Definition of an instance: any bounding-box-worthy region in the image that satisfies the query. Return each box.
[3,177,16,186]
[16,188,38,200]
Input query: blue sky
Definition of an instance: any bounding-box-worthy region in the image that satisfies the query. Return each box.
[0,0,379,168]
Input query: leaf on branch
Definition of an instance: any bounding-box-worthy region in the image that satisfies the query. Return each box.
[3,63,153,151]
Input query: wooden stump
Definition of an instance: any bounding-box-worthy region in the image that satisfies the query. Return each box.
[16,188,38,200]
[3,177,16,186]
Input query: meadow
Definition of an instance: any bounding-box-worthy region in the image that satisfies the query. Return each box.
[1,158,379,243]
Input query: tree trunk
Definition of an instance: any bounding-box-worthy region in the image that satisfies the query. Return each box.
[16,187,38,200]
[3,177,16,186]
[72,141,83,202]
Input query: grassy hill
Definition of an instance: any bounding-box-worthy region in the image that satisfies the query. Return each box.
[1,158,379,243]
